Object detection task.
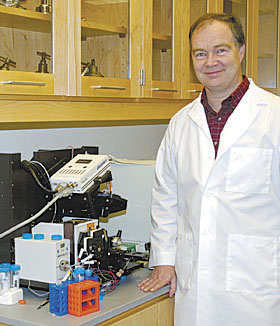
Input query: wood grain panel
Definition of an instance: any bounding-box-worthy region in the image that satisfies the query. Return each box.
[52,0,81,95]
[0,0,52,74]
[130,0,143,98]
[157,296,175,325]
[81,76,130,97]
[0,71,54,94]
[246,0,258,80]
[0,96,190,129]
[98,294,173,326]
[82,2,128,26]
[0,3,50,33]
[81,1,128,79]
[208,0,224,13]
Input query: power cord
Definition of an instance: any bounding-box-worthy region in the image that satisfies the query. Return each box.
[21,160,56,194]
[0,183,77,239]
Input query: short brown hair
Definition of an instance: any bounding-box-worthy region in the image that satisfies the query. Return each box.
[189,13,245,52]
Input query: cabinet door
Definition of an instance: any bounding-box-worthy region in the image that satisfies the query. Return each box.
[148,0,180,99]
[80,0,130,97]
[258,0,279,93]
[106,305,158,326]
[188,0,208,97]
[157,296,174,325]
[223,0,248,76]
[0,0,54,95]
[181,0,207,99]
[98,295,174,326]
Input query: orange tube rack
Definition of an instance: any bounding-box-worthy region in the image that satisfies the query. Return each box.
[68,280,100,317]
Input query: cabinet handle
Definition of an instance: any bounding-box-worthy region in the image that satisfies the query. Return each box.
[151,88,178,92]
[1,81,46,86]
[187,90,201,93]
[91,86,126,90]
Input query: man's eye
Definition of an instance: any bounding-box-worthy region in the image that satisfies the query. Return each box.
[194,52,206,58]
[217,48,227,54]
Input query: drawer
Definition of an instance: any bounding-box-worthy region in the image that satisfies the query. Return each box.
[0,71,54,95]
[82,77,131,97]
[151,80,179,99]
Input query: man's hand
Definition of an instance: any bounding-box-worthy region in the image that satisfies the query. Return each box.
[138,265,177,297]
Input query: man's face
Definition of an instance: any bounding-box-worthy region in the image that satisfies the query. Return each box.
[191,20,245,94]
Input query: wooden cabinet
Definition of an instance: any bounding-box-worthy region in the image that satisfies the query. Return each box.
[98,294,174,326]
[224,0,248,75]
[78,0,182,99]
[181,0,280,98]
[181,0,229,99]
[0,0,54,95]
[0,0,280,127]
[258,0,279,94]
[80,0,131,98]
[181,0,208,99]
[0,0,213,99]
[148,0,181,99]
[223,0,280,95]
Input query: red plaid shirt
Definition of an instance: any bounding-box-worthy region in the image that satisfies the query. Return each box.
[201,76,250,158]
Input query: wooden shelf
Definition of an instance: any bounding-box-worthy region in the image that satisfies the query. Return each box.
[81,20,127,37]
[228,1,274,15]
[259,7,274,16]
[258,52,274,59]
[83,0,127,4]
[228,0,245,5]
[152,33,172,42]
[152,33,172,49]
[0,95,190,130]
[0,5,51,33]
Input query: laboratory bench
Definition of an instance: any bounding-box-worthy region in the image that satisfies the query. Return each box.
[0,268,174,326]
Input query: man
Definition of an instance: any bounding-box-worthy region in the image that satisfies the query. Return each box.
[138,13,280,326]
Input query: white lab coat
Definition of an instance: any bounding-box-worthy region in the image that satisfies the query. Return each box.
[149,80,280,326]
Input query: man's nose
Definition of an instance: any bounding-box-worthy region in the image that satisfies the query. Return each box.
[205,53,217,66]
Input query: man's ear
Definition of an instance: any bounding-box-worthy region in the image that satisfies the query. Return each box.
[239,44,246,62]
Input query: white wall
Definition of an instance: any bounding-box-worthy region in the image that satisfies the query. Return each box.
[0,124,167,243]
[0,124,167,160]
[100,163,155,243]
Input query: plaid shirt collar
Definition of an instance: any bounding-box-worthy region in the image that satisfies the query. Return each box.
[200,75,250,114]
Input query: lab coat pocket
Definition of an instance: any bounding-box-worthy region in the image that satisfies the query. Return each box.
[225,147,272,194]
[226,234,277,294]
[175,233,193,290]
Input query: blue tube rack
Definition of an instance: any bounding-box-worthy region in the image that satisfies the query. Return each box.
[49,282,69,316]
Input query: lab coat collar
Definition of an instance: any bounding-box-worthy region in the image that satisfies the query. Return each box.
[187,79,266,161]
[216,79,265,161]
[187,94,212,140]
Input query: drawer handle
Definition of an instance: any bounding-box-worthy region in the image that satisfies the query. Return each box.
[151,88,178,92]
[2,81,46,86]
[91,86,126,90]
[187,89,201,93]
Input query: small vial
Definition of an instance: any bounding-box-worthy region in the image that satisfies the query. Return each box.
[73,267,85,282]
[10,264,20,289]
[85,269,92,280]
[73,268,80,282]
[79,267,85,281]
[0,265,10,293]
[0,263,11,290]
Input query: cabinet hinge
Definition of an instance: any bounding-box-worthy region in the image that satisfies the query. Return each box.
[140,68,145,86]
